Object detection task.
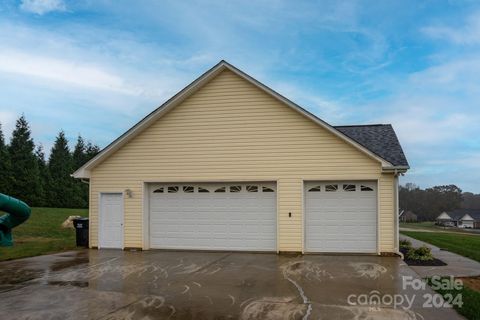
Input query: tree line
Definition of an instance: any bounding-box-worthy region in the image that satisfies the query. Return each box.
[399,183,480,221]
[0,115,99,208]
[462,192,480,210]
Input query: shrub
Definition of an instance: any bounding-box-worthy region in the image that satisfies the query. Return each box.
[399,239,412,250]
[406,246,434,261]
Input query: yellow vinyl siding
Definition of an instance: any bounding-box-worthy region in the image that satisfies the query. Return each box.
[89,69,396,252]
[277,179,304,251]
[379,173,395,252]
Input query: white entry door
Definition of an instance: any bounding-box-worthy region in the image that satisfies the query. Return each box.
[99,193,124,249]
[148,183,277,251]
[305,181,377,253]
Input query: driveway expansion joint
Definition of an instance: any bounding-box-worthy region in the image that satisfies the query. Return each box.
[191,252,232,275]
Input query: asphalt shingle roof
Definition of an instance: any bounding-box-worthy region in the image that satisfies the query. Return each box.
[334,124,409,167]
[448,209,480,221]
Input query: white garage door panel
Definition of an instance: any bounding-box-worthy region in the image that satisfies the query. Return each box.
[149,183,276,251]
[305,181,377,253]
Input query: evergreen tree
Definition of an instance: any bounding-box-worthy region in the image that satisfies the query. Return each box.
[8,116,42,205]
[85,142,100,161]
[0,123,11,194]
[48,131,74,207]
[72,135,87,171]
[71,138,100,208]
[71,136,88,208]
[35,144,48,206]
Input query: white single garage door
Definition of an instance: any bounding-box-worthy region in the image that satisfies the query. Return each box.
[148,183,276,251]
[305,181,377,253]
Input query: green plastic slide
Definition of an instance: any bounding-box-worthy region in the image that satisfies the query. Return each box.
[0,193,31,246]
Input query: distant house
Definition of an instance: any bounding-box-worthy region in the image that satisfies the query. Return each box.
[456,209,480,229]
[436,209,480,228]
[436,212,457,227]
[399,210,418,222]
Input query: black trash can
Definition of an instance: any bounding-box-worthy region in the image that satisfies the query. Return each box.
[73,218,89,248]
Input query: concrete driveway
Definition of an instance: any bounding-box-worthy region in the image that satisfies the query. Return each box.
[0,250,462,320]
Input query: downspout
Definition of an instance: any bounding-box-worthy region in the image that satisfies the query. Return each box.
[80,178,91,249]
[393,169,403,259]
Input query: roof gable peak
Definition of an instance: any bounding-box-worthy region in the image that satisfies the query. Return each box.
[73,60,402,178]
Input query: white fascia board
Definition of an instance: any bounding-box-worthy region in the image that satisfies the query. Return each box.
[71,168,90,179]
[381,166,410,174]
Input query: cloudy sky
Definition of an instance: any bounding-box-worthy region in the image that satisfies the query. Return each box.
[0,0,479,192]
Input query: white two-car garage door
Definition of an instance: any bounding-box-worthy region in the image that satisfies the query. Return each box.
[305,181,377,253]
[148,183,276,251]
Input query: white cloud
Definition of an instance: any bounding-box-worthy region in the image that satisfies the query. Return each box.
[20,0,65,15]
[424,152,480,169]
[267,81,349,123]
[0,50,142,95]
[384,106,473,146]
[372,52,480,150]
[0,110,17,138]
[422,11,480,45]
[409,57,480,95]
[0,19,212,101]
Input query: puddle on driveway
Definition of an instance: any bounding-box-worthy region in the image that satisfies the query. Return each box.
[50,253,89,272]
[47,280,89,288]
[0,268,42,285]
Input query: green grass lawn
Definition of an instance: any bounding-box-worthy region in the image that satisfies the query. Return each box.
[400,221,480,234]
[401,231,480,263]
[428,277,480,320]
[400,221,437,229]
[0,207,88,261]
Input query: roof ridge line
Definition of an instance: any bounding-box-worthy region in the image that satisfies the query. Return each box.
[334,124,389,127]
